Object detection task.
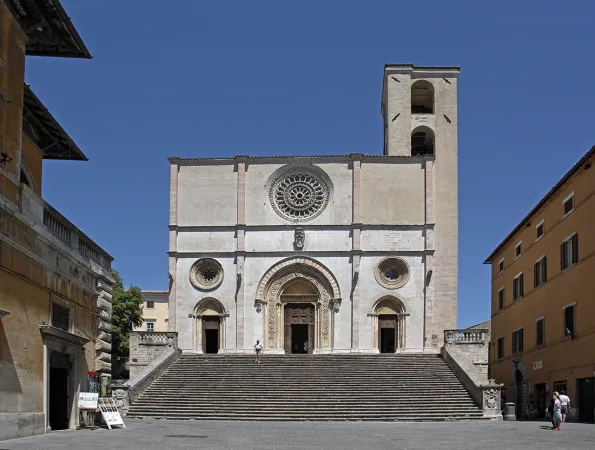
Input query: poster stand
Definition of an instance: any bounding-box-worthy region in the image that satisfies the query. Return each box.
[78,393,99,429]
[98,397,126,430]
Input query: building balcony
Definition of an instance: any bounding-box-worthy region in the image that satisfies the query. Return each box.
[18,184,112,271]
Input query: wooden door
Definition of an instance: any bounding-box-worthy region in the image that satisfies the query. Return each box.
[284,304,315,353]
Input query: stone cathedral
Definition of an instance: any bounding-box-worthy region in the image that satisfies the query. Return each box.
[166,64,459,355]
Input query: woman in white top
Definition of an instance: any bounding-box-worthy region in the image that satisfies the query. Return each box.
[552,392,562,430]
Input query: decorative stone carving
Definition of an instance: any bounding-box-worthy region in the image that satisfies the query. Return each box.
[444,330,455,344]
[484,388,498,409]
[189,258,223,291]
[293,228,305,250]
[264,268,335,350]
[375,257,410,289]
[266,165,332,222]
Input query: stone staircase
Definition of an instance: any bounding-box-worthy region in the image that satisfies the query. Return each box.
[126,354,485,421]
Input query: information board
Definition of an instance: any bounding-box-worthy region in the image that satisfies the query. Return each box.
[98,398,126,430]
[78,392,99,410]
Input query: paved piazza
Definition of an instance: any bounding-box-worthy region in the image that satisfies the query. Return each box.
[2,419,594,449]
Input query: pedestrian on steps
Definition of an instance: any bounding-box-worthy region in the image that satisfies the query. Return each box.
[254,340,263,363]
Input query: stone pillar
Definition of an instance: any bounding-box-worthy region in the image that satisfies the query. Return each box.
[168,161,179,331]
[236,158,247,351]
[351,154,362,350]
[481,379,505,418]
[95,278,113,375]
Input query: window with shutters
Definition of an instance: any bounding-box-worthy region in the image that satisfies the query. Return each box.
[563,192,574,217]
[497,336,504,360]
[534,256,547,287]
[515,241,522,259]
[146,301,155,309]
[498,287,504,311]
[513,273,524,301]
[561,234,578,271]
[512,328,524,354]
[564,304,575,337]
[536,220,544,240]
[498,258,504,274]
[536,317,545,347]
[51,303,71,332]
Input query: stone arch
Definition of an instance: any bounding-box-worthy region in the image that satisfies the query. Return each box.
[411,125,435,156]
[411,79,434,114]
[370,295,408,352]
[255,256,341,301]
[509,361,529,419]
[255,257,341,353]
[193,297,226,353]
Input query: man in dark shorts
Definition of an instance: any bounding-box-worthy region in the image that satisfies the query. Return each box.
[559,391,570,422]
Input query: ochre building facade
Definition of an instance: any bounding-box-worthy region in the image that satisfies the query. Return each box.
[0,1,115,440]
[485,145,595,422]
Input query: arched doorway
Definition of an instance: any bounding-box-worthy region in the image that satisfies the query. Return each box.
[281,280,317,354]
[371,297,406,353]
[255,257,341,354]
[509,361,528,419]
[193,299,226,354]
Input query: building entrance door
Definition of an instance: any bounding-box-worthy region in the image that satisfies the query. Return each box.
[284,303,314,354]
[378,315,398,353]
[49,351,70,431]
[534,383,547,419]
[577,377,595,422]
[202,317,220,354]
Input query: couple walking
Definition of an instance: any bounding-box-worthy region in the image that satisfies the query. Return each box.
[548,391,571,430]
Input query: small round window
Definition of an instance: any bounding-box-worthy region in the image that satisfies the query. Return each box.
[189,259,224,291]
[375,258,410,289]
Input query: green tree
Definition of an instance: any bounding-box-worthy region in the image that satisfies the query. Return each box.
[110,270,143,358]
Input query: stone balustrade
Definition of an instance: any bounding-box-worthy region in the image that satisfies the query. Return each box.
[444,328,489,345]
[139,332,178,347]
[441,328,503,419]
[20,184,112,270]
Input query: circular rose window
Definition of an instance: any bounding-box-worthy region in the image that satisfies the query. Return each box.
[375,258,410,289]
[266,165,332,222]
[189,259,223,291]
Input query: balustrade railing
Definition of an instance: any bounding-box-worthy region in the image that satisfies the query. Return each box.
[444,328,489,345]
[43,206,72,244]
[138,332,178,347]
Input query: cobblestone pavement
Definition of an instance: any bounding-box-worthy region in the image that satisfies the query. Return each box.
[2,419,595,449]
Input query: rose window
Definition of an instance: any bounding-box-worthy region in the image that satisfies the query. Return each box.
[190,259,223,291]
[375,258,410,289]
[267,166,331,222]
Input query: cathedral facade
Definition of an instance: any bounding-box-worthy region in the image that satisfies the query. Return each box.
[167,64,459,354]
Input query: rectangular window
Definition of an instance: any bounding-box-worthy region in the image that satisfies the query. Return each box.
[512,328,524,354]
[554,381,567,394]
[146,301,155,309]
[165,319,169,323]
[560,234,579,270]
[564,304,575,337]
[146,322,154,332]
[536,220,544,240]
[51,303,70,332]
[497,336,504,360]
[534,257,547,287]
[513,273,524,301]
[498,258,504,274]
[536,317,545,346]
[498,288,504,311]
[515,242,522,259]
[563,193,574,216]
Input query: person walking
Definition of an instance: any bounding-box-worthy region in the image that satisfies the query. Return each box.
[559,391,571,422]
[552,392,562,430]
[254,340,263,363]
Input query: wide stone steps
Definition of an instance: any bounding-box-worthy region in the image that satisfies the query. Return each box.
[127,354,483,421]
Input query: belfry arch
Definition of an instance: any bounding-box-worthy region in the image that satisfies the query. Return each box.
[255,257,341,353]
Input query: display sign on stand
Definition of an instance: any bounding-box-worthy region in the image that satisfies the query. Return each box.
[78,392,99,428]
[98,398,126,430]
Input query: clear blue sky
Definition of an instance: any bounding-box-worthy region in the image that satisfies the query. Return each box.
[27,1,594,328]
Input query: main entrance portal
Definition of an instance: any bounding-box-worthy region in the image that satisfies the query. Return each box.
[379,315,398,353]
[284,303,314,354]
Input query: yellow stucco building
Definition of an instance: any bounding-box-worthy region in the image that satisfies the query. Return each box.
[0,0,115,440]
[485,145,595,422]
[136,291,169,333]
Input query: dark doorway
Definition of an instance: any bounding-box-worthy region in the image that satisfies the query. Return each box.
[577,377,595,422]
[515,370,524,419]
[378,315,398,353]
[49,367,69,430]
[534,383,547,419]
[291,324,309,354]
[202,317,220,354]
[284,304,314,354]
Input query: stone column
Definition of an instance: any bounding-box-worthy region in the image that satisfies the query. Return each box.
[351,154,362,351]
[168,162,179,331]
[236,157,247,351]
[95,278,113,375]
[424,158,435,350]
